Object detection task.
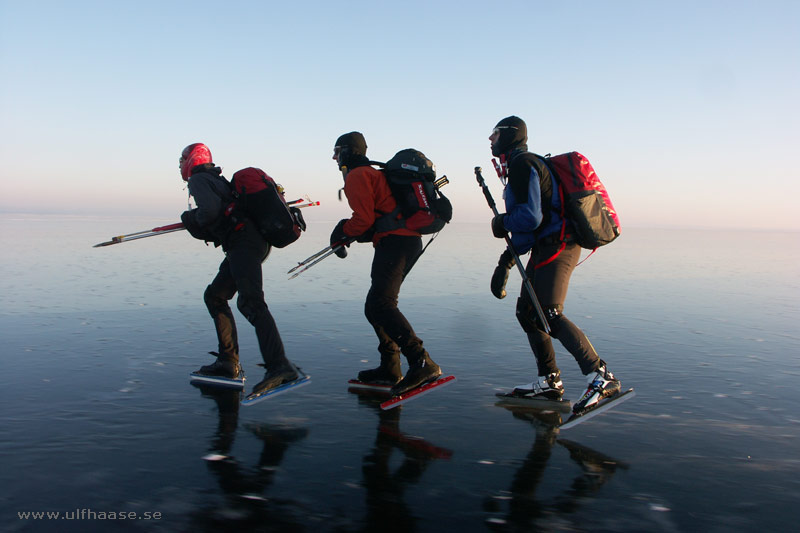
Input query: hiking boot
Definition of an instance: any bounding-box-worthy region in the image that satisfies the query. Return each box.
[251,363,300,396]
[357,366,402,386]
[391,355,441,396]
[197,352,240,379]
[573,360,621,414]
[512,371,564,400]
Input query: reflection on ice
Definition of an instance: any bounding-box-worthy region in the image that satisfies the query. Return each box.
[2,217,799,530]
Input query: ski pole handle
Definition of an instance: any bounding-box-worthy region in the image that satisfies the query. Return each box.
[475,167,499,215]
[151,222,185,232]
[474,167,551,335]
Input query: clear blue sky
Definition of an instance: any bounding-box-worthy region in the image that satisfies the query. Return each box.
[1,0,798,230]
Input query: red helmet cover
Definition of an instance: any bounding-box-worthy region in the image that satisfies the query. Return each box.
[180,143,213,180]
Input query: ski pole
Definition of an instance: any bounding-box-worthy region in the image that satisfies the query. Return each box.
[474,166,551,335]
[93,223,185,247]
[94,200,321,248]
[287,199,321,209]
[288,238,355,279]
[287,245,333,274]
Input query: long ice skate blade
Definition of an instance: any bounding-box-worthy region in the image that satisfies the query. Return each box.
[380,375,456,410]
[241,376,311,406]
[559,388,635,430]
[189,372,245,389]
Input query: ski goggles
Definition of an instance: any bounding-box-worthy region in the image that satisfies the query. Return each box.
[491,126,518,136]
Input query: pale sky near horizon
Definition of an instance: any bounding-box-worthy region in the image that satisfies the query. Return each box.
[1,0,798,230]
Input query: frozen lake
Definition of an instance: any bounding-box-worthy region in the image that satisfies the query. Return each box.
[2,214,799,531]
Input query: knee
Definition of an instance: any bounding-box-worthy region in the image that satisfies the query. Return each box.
[204,285,227,311]
[235,281,266,323]
[365,292,395,322]
[516,298,563,335]
[515,297,539,333]
[543,306,564,336]
[237,294,267,323]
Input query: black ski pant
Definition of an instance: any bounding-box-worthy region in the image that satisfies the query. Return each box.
[364,235,427,367]
[203,223,288,370]
[517,242,600,376]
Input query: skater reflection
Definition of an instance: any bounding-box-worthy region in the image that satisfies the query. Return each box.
[189,384,308,530]
[485,405,628,530]
[351,392,452,532]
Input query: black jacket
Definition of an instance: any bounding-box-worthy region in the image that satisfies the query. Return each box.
[181,166,234,246]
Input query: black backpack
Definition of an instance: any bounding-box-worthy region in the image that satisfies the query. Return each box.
[373,149,452,234]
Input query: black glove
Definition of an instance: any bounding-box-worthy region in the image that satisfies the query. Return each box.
[290,207,307,232]
[330,219,350,258]
[490,249,515,299]
[491,213,508,239]
[181,209,208,241]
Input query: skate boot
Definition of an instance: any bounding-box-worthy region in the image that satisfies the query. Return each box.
[357,366,402,386]
[391,354,441,396]
[251,362,300,396]
[356,348,402,386]
[512,371,564,400]
[573,360,621,415]
[197,352,241,379]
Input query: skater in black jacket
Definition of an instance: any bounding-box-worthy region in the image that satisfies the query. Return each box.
[179,143,300,397]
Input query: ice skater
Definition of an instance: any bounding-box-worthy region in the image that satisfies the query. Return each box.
[486,117,622,416]
[179,143,301,398]
[328,132,444,397]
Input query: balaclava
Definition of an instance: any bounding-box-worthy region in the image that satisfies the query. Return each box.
[334,132,369,170]
[491,116,528,157]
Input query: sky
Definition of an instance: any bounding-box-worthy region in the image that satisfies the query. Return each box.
[1,0,798,230]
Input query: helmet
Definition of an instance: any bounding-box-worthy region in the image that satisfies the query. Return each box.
[179,143,213,181]
[491,116,527,157]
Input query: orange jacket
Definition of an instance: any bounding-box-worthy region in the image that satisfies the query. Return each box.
[342,165,419,244]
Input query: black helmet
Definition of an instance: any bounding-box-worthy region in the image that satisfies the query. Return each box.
[491,116,528,157]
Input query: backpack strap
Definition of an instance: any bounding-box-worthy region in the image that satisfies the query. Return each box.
[533,175,567,269]
[528,154,568,269]
[373,206,405,233]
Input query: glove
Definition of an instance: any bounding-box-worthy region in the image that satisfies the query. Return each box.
[290,207,307,232]
[330,219,350,258]
[491,213,508,239]
[181,209,207,241]
[490,249,515,299]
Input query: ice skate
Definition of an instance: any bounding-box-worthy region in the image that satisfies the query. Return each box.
[356,365,402,386]
[190,352,244,388]
[391,355,442,397]
[196,352,240,378]
[572,361,621,415]
[512,371,564,400]
[250,363,300,397]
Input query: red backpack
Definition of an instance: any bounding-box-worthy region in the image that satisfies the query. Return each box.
[224,167,306,248]
[540,151,620,250]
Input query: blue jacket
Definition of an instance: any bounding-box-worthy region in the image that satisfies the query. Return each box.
[501,150,567,254]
